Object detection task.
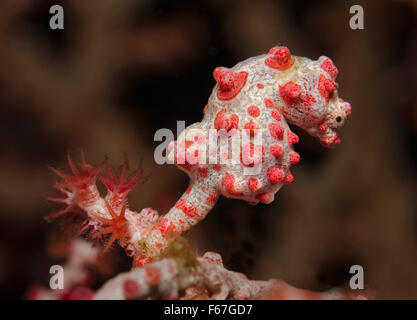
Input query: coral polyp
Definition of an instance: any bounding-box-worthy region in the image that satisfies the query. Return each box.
[92,202,129,251]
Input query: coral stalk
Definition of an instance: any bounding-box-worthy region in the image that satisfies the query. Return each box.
[94,248,372,300]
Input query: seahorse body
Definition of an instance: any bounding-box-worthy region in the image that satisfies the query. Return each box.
[136,46,351,266]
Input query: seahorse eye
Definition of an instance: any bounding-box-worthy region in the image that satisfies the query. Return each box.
[336,116,342,123]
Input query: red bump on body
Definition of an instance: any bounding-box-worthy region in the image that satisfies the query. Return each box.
[287,130,299,145]
[257,192,273,204]
[289,152,300,165]
[154,218,177,240]
[318,123,327,132]
[264,98,275,108]
[247,105,260,118]
[206,193,219,204]
[270,144,284,158]
[267,165,284,184]
[240,143,264,167]
[244,121,257,136]
[279,81,301,106]
[175,198,199,219]
[203,104,208,114]
[333,136,341,145]
[222,172,235,192]
[318,74,337,102]
[214,109,239,131]
[265,46,294,71]
[213,66,226,81]
[320,57,338,79]
[221,172,242,195]
[145,266,162,285]
[248,178,259,192]
[123,279,139,299]
[213,67,248,101]
[269,123,284,140]
[284,172,294,184]
[230,114,239,130]
[271,109,281,121]
[214,109,231,131]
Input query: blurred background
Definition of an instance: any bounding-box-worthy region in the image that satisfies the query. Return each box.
[0,0,416,299]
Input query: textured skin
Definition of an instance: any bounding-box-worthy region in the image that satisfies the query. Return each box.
[46,46,351,267]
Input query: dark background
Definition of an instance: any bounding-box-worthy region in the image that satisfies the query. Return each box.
[0,0,416,299]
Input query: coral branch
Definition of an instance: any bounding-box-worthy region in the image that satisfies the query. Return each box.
[45,154,155,257]
[94,259,179,299]
[27,238,373,300]
[94,243,372,300]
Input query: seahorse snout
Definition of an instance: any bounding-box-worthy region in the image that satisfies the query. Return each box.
[315,98,351,148]
[318,131,341,147]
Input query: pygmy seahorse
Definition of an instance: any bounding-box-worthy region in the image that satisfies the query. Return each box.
[134,46,351,266]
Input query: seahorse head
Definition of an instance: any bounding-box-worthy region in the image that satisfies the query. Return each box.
[310,94,352,147]
[277,53,351,148]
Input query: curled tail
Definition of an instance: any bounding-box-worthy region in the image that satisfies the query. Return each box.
[134,179,219,267]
